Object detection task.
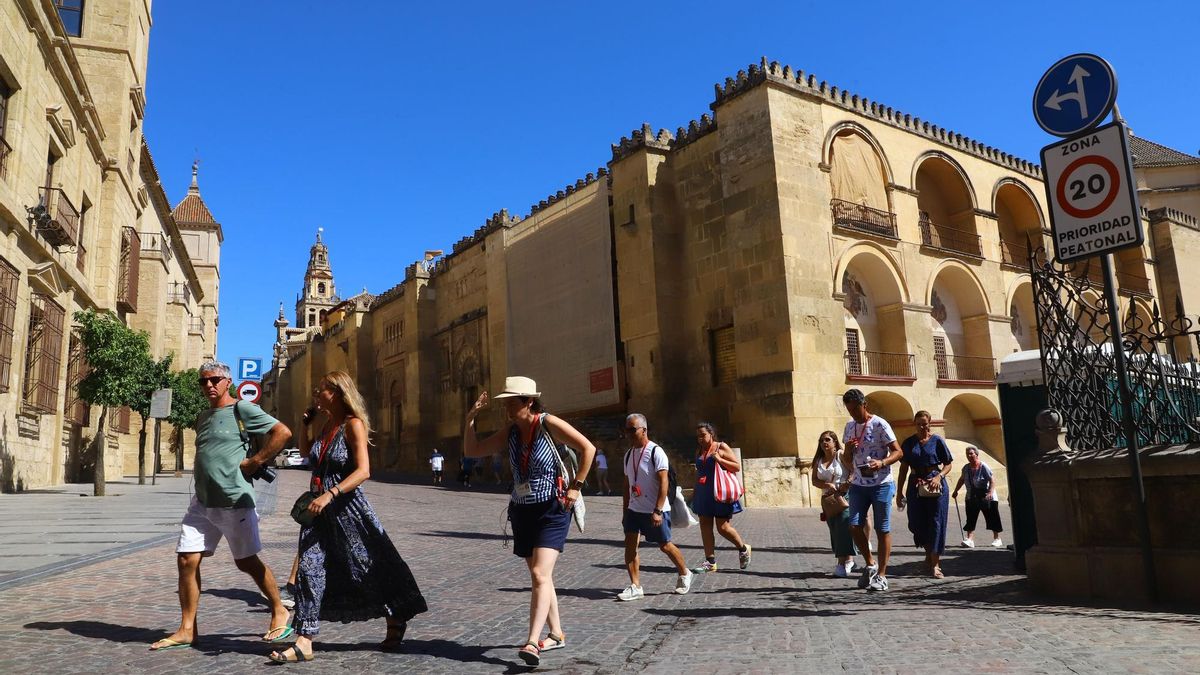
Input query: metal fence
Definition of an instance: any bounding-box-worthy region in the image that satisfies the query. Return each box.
[1031,247,1200,450]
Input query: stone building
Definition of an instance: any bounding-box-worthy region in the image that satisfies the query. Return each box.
[1,0,218,491]
[265,58,1175,503]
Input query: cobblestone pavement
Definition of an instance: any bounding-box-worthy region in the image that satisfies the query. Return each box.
[1,470,1197,674]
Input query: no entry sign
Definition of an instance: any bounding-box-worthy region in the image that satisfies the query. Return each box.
[1040,121,1142,262]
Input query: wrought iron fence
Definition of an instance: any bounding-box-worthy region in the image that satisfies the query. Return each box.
[1031,247,1200,450]
[844,349,916,379]
[830,199,897,239]
[1000,239,1030,268]
[918,213,982,258]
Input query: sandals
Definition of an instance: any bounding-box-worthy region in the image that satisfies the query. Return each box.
[518,641,541,667]
[931,566,945,579]
[263,625,295,643]
[539,633,565,651]
[149,637,194,651]
[380,621,407,652]
[269,645,314,663]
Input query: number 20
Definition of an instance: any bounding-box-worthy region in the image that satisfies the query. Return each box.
[1070,174,1105,200]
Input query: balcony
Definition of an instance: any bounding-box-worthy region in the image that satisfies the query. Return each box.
[0,136,11,181]
[167,282,191,305]
[831,199,898,239]
[844,349,916,382]
[188,317,205,335]
[935,354,996,384]
[999,239,1031,270]
[33,187,80,249]
[1118,272,1152,297]
[139,232,174,262]
[919,214,982,258]
[117,228,140,313]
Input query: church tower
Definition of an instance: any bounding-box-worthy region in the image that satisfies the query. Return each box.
[295,228,338,330]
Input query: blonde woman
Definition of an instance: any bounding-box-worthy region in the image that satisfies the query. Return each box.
[270,371,427,663]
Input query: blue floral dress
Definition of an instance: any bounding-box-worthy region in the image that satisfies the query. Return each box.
[292,424,428,636]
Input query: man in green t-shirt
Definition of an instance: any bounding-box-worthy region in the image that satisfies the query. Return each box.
[150,361,294,651]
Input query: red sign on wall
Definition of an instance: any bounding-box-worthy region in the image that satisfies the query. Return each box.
[589,367,615,393]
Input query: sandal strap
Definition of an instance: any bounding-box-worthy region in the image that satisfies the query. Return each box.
[522,641,540,653]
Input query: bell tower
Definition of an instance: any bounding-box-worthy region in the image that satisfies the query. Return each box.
[295,228,338,330]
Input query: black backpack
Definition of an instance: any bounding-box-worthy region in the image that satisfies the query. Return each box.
[624,443,677,497]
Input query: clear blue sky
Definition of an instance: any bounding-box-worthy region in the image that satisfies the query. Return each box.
[142,1,1199,374]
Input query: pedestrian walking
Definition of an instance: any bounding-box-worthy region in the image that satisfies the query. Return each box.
[896,411,953,578]
[811,430,864,578]
[270,371,428,663]
[690,422,752,573]
[616,414,693,601]
[458,457,473,488]
[593,450,611,495]
[150,361,292,652]
[430,449,445,484]
[280,390,326,611]
[952,446,1004,548]
[841,388,904,592]
[462,376,596,668]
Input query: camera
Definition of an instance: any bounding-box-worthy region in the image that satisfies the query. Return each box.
[248,452,278,483]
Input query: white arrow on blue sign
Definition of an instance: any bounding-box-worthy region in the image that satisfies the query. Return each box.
[1033,53,1117,137]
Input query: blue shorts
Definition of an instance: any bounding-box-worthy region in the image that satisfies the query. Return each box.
[622,509,672,544]
[508,499,571,558]
[847,482,895,533]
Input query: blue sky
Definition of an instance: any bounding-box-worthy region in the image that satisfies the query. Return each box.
[142,1,1199,374]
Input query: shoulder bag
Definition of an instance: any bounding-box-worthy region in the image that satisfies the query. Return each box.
[291,425,338,526]
[540,414,586,533]
[712,449,745,504]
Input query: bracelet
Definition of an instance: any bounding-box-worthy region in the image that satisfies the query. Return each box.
[330,486,341,497]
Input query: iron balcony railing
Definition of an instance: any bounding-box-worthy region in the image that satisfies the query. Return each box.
[918,214,982,258]
[188,317,205,335]
[0,136,12,181]
[1000,239,1031,269]
[139,232,174,261]
[830,199,898,239]
[117,227,140,313]
[935,353,996,383]
[167,282,191,305]
[844,349,916,379]
[35,187,80,248]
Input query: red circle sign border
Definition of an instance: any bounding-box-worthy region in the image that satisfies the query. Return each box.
[237,381,261,402]
[1055,154,1120,219]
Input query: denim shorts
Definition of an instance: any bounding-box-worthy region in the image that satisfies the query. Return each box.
[847,482,895,533]
[622,509,672,544]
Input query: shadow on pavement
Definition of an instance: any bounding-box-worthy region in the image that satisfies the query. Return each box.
[497,586,613,600]
[643,607,850,619]
[24,620,164,644]
[203,586,269,608]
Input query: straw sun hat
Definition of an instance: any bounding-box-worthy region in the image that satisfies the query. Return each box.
[492,376,541,399]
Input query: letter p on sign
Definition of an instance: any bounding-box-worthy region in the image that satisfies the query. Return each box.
[238,358,263,381]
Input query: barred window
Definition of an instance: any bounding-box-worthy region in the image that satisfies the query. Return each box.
[0,257,18,392]
[23,293,65,413]
[64,331,90,425]
[109,405,131,433]
[845,329,862,376]
[710,325,736,386]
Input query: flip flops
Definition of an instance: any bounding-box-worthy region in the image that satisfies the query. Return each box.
[149,637,194,651]
[263,625,296,643]
[269,645,314,663]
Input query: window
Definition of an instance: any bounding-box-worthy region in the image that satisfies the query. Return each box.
[317,282,326,295]
[0,80,12,181]
[54,1,84,37]
[710,325,736,385]
[845,329,862,376]
[0,257,18,392]
[64,332,90,425]
[23,293,65,413]
[933,334,949,380]
[110,405,131,433]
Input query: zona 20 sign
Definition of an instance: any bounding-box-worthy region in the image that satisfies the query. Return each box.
[1039,121,1142,262]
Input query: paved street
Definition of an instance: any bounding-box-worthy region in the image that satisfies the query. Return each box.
[1,470,1197,674]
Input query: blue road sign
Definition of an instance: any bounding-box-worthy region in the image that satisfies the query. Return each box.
[238,357,263,382]
[1033,53,1117,137]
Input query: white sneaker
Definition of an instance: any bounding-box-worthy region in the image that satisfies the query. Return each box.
[868,540,876,553]
[843,560,856,576]
[617,584,644,601]
[991,537,1004,548]
[675,571,694,595]
[961,538,976,548]
[867,574,889,592]
[857,565,878,589]
[833,563,849,578]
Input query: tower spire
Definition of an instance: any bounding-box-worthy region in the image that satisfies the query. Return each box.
[189,159,200,195]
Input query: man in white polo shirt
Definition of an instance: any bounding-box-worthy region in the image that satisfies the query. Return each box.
[617,414,692,601]
[842,388,904,592]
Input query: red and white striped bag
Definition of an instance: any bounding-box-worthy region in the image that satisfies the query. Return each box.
[713,462,744,504]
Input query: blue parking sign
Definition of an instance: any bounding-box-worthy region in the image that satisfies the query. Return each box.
[238,357,263,382]
[1033,53,1117,137]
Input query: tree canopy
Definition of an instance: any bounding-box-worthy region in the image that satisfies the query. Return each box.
[167,368,208,431]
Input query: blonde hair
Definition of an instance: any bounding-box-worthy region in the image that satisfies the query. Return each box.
[322,370,374,444]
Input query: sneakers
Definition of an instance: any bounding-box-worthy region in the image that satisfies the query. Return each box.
[961,538,975,548]
[675,571,694,595]
[693,560,718,574]
[833,560,855,578]
[617,584,644,601]
[738,544,752,570]
[991,537,1004,548]
[867,574,890,592]
[279,583,296,610]
[868,540,875,553]
[857,565,878,589]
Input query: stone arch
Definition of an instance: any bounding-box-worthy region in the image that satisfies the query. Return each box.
[991,178,1045,230]
[833,242,910,305]
[940,393,1006,469]
[1004,277,1038,352]
[865,390,915,436]
[925,260,991,316]
[911,151,978,210]
[389,379,402,403]
[836,244,912,377]
[822,121,896,185]
[928,262,994,379]
[995,179,1045,266]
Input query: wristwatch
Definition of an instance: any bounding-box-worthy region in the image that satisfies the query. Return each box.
[570,479,585,491]
[653,508,664,516]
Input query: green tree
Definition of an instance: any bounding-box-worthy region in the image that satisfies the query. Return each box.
[166,368,208,472]
[128,354,173,484]
[74,309,152,497]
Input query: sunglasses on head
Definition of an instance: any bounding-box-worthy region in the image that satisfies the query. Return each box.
[198,376,226,386]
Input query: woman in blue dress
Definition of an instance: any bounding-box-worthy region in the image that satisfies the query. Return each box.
[690,422,752,573]
[270,371,427,663]
[895,410,953,579]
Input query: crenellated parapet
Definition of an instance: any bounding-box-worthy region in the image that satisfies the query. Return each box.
[611,123,674,163]
[1149,206,1200,231]
[672,113,717,151]
[709,57,1042,179]
[528,168,609,215]
[449,208,522,256]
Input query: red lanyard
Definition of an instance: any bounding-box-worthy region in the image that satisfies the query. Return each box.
[311,425,340,490]
[519,415,540,479]
[629,442,651,483]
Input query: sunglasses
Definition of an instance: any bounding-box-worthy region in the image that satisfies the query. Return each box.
[623,426,644,433]
[198,376,226,386]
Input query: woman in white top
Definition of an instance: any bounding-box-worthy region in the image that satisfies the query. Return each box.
[810,430,867,577]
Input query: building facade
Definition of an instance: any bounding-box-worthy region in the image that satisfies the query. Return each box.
[1,0,218,491]
[265,59,1174,494]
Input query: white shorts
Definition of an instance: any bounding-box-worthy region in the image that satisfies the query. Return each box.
[176,496,262,560]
